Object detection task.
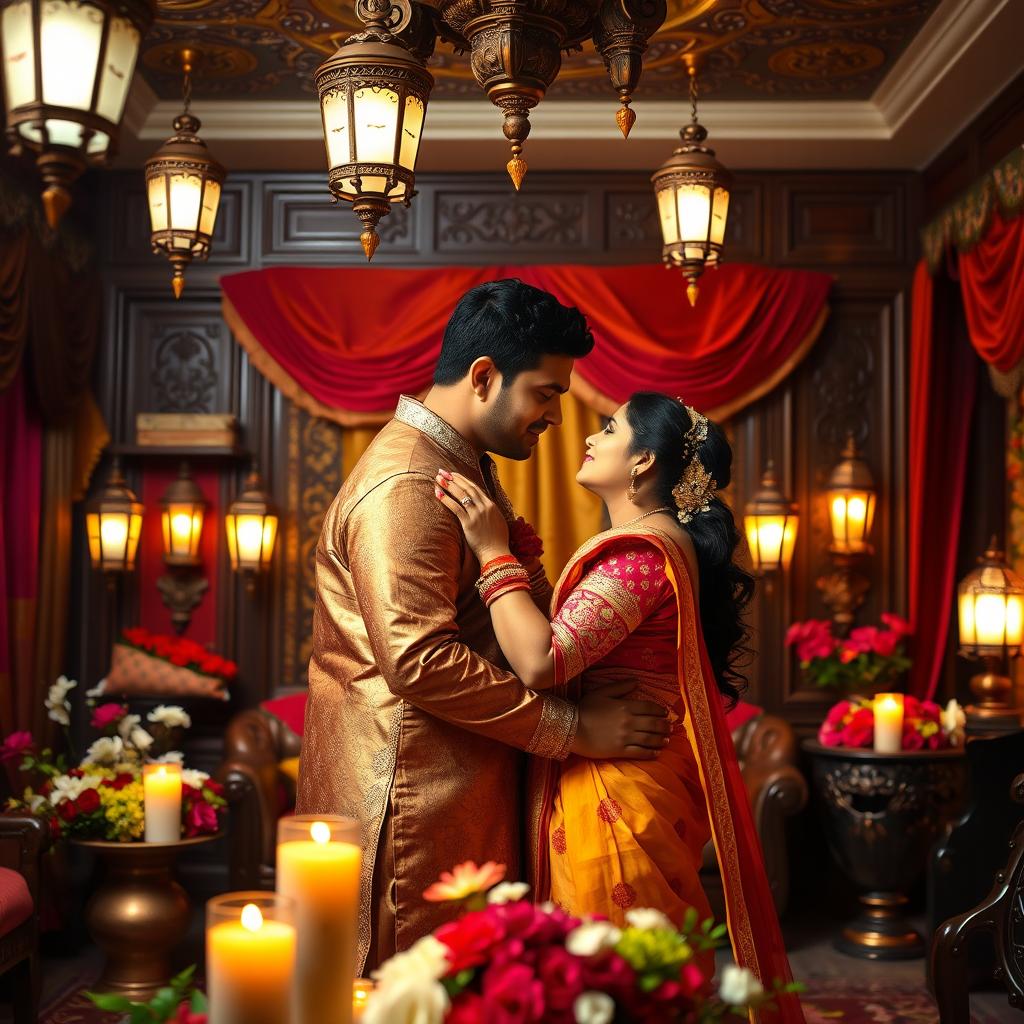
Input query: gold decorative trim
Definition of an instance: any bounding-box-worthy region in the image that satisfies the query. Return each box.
[394,396,480,470]
[527,694,578,761]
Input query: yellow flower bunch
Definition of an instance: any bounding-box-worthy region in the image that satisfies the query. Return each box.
[99,780,145,842]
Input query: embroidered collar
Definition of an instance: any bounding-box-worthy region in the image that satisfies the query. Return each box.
[395,395,480,470]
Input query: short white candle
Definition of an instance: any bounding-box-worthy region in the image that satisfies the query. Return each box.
[873,693,904,754]
[143,763,182,842]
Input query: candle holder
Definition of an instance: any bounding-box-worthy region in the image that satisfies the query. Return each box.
[143,763,182,843]
[277,816,362,1024]
[206,892,297,1024]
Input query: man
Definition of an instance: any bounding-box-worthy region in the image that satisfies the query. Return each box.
[296,279,669,973]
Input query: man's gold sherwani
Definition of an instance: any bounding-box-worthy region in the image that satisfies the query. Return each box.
[296,397,578,973]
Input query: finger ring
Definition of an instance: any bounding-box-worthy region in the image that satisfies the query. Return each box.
[460,496,475,507]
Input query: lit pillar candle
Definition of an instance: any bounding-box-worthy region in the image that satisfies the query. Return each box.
[873,694,904,754]
[207,894,296,1024]
[352,980,373,1023]
[143,763,182,842]
[277,816,362,1024]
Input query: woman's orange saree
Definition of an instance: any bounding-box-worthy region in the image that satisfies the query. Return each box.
[529,524,804,1024]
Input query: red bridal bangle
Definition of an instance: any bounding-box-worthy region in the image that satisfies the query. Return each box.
[480,554,520,575]
[483,581,532,608]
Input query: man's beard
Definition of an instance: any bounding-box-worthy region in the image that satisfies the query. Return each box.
[480,389,542,461]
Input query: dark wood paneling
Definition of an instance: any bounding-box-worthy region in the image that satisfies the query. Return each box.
[778,181,904,266]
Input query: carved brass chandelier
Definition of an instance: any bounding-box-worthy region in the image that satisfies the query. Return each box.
[318,0,667,258]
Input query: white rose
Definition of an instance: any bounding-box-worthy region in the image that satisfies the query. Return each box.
[565,920,622,958]
[50,773,102,804]
[129,727,154,752]
[155,751,185,764]
[574,991,615,1024]
[487,881,530,905]
[47,704,70,726]
[85,736,124,765]
[147,705,192,730]
[49,676,76,703]
[182,769,210,789]
[45,675,76,726]
[373,936,450,988]
[117,714,141,740]
[85,681,107,699]
[718,964,764,1005]
[942,699,966,742]
[364,976,449,1024]
[625,908,673,931]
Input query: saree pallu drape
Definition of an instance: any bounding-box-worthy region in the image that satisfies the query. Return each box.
[220,263,832,425]
[531,526,803,1024]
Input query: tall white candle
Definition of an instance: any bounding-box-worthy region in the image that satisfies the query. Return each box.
[873,693,904,754]
[207,894,296,1024]
[143,763,182,842]
[277,816,361,1024]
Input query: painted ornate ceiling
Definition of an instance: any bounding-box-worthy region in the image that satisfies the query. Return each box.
[142,0,941,102]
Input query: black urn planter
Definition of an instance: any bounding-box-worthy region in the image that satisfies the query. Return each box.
[803,741,968,960]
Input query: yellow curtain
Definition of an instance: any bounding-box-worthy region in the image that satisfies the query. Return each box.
[337,392,605,580]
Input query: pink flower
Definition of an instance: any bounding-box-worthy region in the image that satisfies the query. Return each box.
[0,731,34,763]
[789,620,838,662]
[881,612,913,637]
[424,861,506,903]
[481,963,545,1024]
[537,947,583,1013]
[846,627,879,654]
[581,952,635,1001]
[901,724,925,751]
[90,703,128,730]
[841,708,874,748]
[871,631,900,658]
[447,994,487,1024]
[184,800,216,837]
[175,1003,206,1024]
[436,910,507,973]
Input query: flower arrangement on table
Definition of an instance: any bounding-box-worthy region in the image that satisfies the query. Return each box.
[364,861,800,1023]
[101,628,237,701]
[818,694,966,751]
[1,675,225,842]
[785,613,912,692]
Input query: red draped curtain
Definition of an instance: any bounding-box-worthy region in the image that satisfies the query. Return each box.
[909,148,1024,698]
[220,263,832,425]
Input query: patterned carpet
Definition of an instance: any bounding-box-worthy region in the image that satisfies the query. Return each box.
[34,975,1011,1024]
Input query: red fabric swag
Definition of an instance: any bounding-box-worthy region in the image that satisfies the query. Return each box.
[220,264,831,423]
[959,212,1024,372]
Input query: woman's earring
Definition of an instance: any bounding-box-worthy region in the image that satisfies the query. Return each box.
[627,466,639,503]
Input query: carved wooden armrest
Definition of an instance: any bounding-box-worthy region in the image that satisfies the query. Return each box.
[0,816,48,909]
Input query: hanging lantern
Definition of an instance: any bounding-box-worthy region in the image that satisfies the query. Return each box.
[826,434,876,555]
[160,463,206,567]
[315,0,433,261]
[85,458,143,574]
[225,468,278,581]
[1,0,154,227]
[651,62,731,307]
[144,48,225,299]
[744,460,798,574]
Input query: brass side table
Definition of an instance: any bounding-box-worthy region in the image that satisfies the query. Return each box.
[75,834,220,998]
[803,741,967,960]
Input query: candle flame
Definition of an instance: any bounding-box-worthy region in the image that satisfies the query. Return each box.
[241,903,264,932]
[155,766,167,779]
[310,820,331,845]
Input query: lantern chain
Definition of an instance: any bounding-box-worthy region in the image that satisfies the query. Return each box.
[182,68,193,115]
[688,65,698,126]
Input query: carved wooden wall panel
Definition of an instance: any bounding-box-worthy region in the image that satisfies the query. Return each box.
[77,168,915,735]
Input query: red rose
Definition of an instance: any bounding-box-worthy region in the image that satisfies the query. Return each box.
[901,724,925,751]
[537,946,583,1012]
[871,631,899,658]
[581,952,634,1001]
[447,994,486,1024]
[481,962,544,1024]
[509,517,544,561]
[841,707,874,748]
[795,620,837,662]
[76,788,101,814]
[106,773,136,791]
[169,651,191,667]
[185,800,217,837]
[846,627,878,655]
[57,800,78,822]
[175,1002,207,1024]
[881,612,913,637]
[90,703,128,730]
[68,768,84,779]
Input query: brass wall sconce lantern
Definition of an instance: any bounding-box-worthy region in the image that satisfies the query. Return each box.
[744,460,797,582]
[226,467,278,590]
[85,459,143,580]
[156,463,208,632]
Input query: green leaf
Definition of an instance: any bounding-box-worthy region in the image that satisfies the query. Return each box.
[148,986,179,1020]
[710,923,728,939]
[85,992,135,1012]
[128,1006,154,1024]
[190,990,208,1013]
[170,965,197,993]
[682,906,698,933]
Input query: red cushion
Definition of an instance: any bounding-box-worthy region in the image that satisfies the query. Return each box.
[261,693,308,738]
[725,700,762,733]
[0,866,32,939]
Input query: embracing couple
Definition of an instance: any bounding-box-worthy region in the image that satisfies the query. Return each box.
[296,279,802,1022]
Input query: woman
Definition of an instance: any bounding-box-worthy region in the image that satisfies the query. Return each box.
[434,393,802,1021]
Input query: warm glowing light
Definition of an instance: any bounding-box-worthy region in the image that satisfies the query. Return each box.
[310,820,331,845]
[241,903,264,933]
[873,693,904,754]
[100,515,129,552]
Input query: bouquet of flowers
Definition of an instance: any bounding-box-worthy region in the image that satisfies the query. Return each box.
[119,628,238,683]
[785,613,912,692]
[1,676,225,842]
[364,861,800,1024]
[818,695,966,750]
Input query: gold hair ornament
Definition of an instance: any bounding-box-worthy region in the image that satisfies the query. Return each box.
[672,402,717,523]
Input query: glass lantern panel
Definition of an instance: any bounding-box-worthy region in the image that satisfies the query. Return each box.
[99,511,130,566]
[398,94,425,171]
[261,515,278,568]
[147,174,168,231]
[85,127,109,155]
[656,185,679,246]
[710,186,730,245]
[780,516,797,571]
[676,183,712,247]
[1007,594,1024,646]
[95,15,139,123]
[225,514,239,569]
[958,590,976,647]
[321,87,350,170]
[353,86,399,165]
[357,174,388,195]
[388,180,407,200]
[41,0,103,111]
[233,513,267,569]
[168,171,202,231]
[125,510,142,568]
[44,117,84,146]
[2,1,37,112]
[971,593,1014,647]
[16,122,42,143]
[199,177,221,237]
[749,514,786,571]
[86,511,101,566]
